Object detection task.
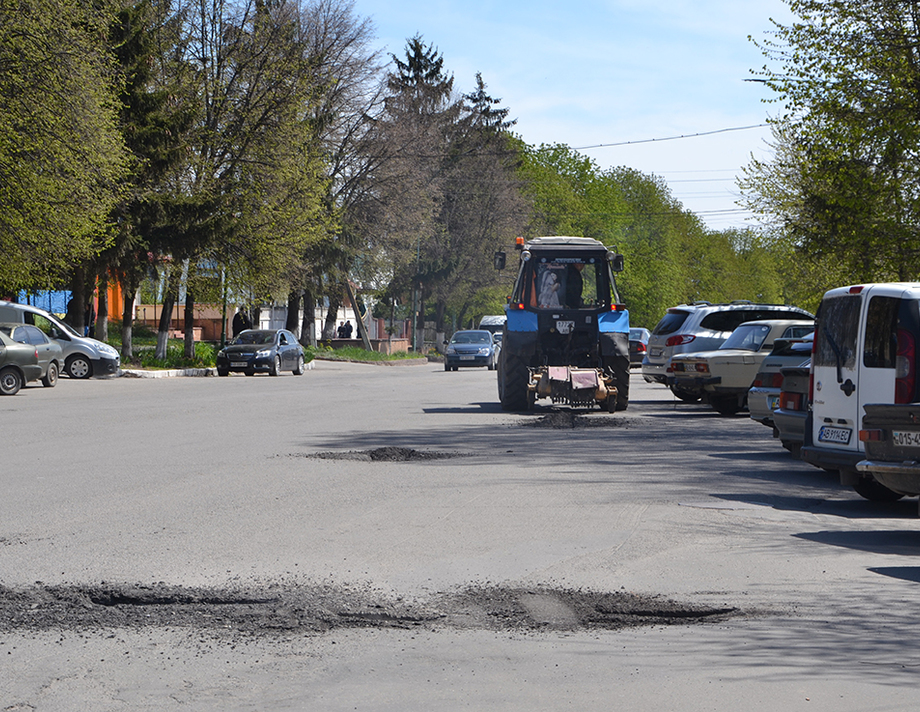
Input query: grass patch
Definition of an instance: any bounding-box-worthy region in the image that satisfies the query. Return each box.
[307,344,426,362]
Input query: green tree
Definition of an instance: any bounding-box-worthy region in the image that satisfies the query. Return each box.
[0,0,128,294]
[744,0,920,283]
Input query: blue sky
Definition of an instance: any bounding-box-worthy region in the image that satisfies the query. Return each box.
[354,0,796,230]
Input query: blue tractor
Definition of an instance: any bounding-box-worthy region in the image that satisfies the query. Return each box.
[494,236,630,412]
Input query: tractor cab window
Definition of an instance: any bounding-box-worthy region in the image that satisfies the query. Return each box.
[532,257,606,309]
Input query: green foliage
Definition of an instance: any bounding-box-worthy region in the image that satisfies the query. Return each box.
[133,340,216,369]
[0,0,128,293]
[745,0,920,284]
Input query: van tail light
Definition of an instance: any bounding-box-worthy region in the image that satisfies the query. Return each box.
[859,429,883,442]
[665,334,695,347]
[780,391,803,411]
[895,328,916,404]
[636,343,646,353]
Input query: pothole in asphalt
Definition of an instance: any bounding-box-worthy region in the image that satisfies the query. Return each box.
[0,582,740,636]
[523,411,635,429]
[307,447,464,461]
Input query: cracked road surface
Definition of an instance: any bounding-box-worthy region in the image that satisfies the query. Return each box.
[2,362,920,711]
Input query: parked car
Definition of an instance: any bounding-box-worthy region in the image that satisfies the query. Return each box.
[642,301,814,401]
[748,333,813,427]
[478,315,506,336]
[772,361,811,457]
[802,283,920,500]
[444,330,498,371]
[216,329,306,376]
[629,327,650,367]
[856,403,920,502]
[0,323,63,388]
[0,330,40,395]
[0,300,120,378]
[668,319,814,415]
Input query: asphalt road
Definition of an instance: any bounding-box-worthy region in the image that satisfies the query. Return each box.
[2,360,920,711]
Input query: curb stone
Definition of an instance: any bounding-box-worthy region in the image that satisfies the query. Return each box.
[120,361,317,378]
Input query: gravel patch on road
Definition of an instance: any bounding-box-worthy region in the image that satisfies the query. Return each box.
[0,581,741,637]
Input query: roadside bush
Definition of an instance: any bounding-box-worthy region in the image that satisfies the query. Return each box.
[136,341,216,369]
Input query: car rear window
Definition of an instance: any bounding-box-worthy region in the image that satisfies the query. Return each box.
[815,295,861,370]
[652,310,689,335]
[719,323,772,351]
[863,295,899,369]
[699,310,750,333]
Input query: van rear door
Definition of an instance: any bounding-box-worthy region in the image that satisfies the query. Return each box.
[811,289,866,454]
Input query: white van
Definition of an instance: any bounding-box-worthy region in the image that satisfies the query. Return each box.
[0,300,120,378]
[802,283,920,499]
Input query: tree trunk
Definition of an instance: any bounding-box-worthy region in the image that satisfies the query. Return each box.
[121,288,134,361]
[156,269,179,360]
[68,267,87,334]
[301,287,317,347]
[286,290,301,337]
[183,291,195,359]
[416,288,426,352]
[344,279,371,351]
[97,273,109,342]
[322,288,340,341]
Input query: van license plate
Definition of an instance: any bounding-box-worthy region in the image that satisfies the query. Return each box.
[892,431,920,447]
[556,320,575,334]
[650,348,663,357]
[818,426,852,445]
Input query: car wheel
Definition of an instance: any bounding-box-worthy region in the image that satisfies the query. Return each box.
[670,384,701,403]
[294,354,305,375]
[66,354,93,379]
[217,366,229,377]
[853,476,905,502]
[0,367,22,395]
[444,362,451,372]
[41,361,59,387]
[269,355,281,376]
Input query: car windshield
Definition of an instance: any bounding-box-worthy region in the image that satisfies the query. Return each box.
[232,330,275,345]
[452,332,491,344]
[719,323,772,352]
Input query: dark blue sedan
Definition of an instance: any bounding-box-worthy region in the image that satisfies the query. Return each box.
[216,329,305,376]
[444,330,499,371]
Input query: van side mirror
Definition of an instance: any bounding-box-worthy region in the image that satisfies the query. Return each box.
[493,251,506,271]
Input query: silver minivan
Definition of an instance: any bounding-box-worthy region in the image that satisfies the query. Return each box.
[0,300,120,378]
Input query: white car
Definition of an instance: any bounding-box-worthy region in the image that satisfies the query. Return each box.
[668,320,814,416]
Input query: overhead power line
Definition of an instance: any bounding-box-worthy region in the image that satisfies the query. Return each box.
[573,124,769,151]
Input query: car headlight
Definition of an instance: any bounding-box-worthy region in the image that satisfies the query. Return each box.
[479,347,490,355]
[96,343,118,357]
[446,346,456,355]
[256,349,271,358]
[218,349,227,358]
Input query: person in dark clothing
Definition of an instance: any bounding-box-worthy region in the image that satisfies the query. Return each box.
[232,310,251,336]
[565,262,585,308]
[343,320,353,338]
